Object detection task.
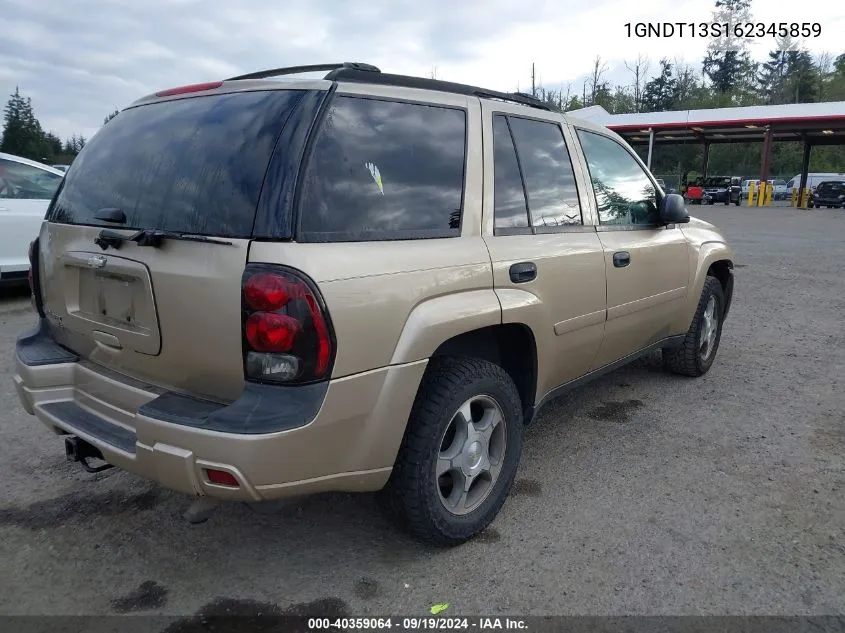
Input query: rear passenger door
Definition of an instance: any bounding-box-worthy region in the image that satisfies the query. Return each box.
[571,127,690,369]
[480,102,607,401]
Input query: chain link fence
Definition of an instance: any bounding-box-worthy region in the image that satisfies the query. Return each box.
[653,174,682,192]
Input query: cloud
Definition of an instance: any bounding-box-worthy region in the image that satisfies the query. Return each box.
[1,0,841,140]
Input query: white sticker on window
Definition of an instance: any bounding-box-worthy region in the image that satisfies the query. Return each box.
[365,162,384,195]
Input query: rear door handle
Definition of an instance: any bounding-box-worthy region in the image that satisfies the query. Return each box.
[509,262,537,283]
[612,251,631,268]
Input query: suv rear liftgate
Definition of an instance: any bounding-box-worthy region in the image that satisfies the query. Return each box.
[19,82,350,481]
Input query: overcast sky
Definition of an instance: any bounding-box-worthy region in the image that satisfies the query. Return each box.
[2,0,843,143]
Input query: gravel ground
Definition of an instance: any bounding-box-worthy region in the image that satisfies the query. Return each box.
[0,205,843,619]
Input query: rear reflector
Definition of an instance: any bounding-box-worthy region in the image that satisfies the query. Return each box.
[205,469,239,487]
[155,81,223,97]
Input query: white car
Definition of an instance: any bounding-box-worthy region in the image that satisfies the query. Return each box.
[0,153,65,285]
[770,179,789,200]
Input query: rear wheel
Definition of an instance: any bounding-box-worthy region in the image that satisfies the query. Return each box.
[380,357,524,546]
[663,276,725,377]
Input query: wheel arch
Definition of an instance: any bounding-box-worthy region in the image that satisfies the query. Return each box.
[677,242,734,330]
[707,259,734,319]
[431,323,538,424]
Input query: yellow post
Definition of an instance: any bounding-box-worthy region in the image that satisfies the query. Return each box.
[756,181,765,207]
[800,188,810,209]
[765,182,773,206]
[790,187,798,207]
[748,181,757,206]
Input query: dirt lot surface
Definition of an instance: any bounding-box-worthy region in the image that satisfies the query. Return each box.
[0,205,843,619]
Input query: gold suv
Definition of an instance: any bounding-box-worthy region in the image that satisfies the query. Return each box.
[14,63,734,545]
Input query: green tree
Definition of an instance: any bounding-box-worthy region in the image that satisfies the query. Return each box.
[642,59,678,112]
[783,50,818,103]
[702,0,755,95]
[104,109,119,125]
[0,87,46,159]
[758,49,790,104]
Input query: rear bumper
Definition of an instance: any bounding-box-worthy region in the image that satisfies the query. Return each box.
[14,320,427,501]
[811,197,843,206]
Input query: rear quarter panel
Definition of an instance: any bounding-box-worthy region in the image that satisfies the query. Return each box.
[247,239,497,378]
[249,88,493,379]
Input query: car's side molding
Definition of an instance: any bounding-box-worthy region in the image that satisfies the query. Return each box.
[531,334,686,421]
[389,289,502,365]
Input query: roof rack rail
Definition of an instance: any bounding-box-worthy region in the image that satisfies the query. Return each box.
[226,62,380,82]
[323,68,555,112]
[475,90,552,111]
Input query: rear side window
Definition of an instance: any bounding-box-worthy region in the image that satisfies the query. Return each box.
[492,115,529,231]
[48,90,308,238]
[0,159,63,200]
[298,96,466,241]
[507,117,582,228]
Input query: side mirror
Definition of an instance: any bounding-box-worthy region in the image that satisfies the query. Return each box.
[660,193,689,224]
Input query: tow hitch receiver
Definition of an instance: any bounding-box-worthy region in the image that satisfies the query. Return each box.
[65,436,114,474]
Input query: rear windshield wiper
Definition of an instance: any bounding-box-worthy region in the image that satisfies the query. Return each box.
[95,228,233,250]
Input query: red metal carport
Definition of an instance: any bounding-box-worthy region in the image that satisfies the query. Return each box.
[570,101,845,206]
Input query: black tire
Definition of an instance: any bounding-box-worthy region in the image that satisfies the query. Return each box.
[808,202,814,208]
[379,356,524,546]
[662,276,725,377]
[734,198,741,206]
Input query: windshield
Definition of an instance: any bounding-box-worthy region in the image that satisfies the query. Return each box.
[47,90,310,238]
[817,181,844,192]
[704,177,730,187]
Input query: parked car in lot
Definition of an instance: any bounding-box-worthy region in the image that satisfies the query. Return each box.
[0,153,65,285]
[787,173,845,195]
[740,178,785,201]
[770,179,789,200]
[15,63,735,545]
[808,180,845,208]
[702,176,741,206]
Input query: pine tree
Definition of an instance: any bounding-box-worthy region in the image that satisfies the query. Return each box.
[783,50,819,103]
[702,0,755,94]
[104,109,119,125]
[758,37,798,104]
[1,87,45,159]
[642,59,678,112]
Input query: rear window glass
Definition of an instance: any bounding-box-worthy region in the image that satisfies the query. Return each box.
[48,90,308,238]
[298,96,466,241]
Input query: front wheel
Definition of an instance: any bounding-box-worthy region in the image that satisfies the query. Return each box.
[663,276,725,377]
[379,357,524,546]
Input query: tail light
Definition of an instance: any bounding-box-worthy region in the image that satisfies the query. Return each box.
[241,264,335,385]
[28,238,45,318]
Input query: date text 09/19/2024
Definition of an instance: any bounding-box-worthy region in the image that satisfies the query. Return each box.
[307,617,529,630]
[624,22,822,38]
